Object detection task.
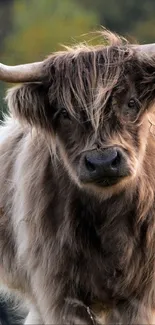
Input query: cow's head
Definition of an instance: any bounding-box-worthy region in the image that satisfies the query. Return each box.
[4,33,155,198]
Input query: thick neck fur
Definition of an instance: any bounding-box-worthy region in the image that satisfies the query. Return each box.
[49,133,155,318]
[33,136,155,322]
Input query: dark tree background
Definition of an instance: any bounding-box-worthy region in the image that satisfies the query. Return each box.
[77,0,155,42]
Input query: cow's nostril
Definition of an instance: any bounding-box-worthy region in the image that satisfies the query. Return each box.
[80,148,128,185]
[85,157,96,172]
[111,151,121,169]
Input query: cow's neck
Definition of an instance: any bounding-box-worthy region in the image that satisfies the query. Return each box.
[60,180,155,305]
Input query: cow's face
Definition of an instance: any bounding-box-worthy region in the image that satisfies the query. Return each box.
[51,78,152,198]
[7,48,155,198]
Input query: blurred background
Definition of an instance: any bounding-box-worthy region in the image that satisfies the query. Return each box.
[0,0,155,118]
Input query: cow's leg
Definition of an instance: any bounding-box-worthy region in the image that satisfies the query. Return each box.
[24,305,43,325]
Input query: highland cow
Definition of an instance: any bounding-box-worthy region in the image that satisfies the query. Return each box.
[0,32,155,324]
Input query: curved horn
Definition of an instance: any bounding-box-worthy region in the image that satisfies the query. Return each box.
[133,44,155,58]
[0,61,44,83]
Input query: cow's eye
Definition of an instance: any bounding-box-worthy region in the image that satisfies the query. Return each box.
[125,98,141,121]
[128,98,137,109]
[60,108,70,119]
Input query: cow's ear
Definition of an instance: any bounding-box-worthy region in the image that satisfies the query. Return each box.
[6,83,52,130]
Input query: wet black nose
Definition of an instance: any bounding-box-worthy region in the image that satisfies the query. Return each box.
[85,148,119,174]
[80,147,128,186]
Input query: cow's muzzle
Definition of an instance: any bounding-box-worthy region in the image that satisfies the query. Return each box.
[79,147,130,187]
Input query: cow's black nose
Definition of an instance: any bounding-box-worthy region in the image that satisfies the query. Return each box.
[85,148,120,176]
[80,147,129,186]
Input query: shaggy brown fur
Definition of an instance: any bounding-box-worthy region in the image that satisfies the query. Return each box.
[1,32,155,324]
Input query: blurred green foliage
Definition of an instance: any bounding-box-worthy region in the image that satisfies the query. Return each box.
[77,0,155,42]
[0,0,155,117]
[2,0,97,64]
